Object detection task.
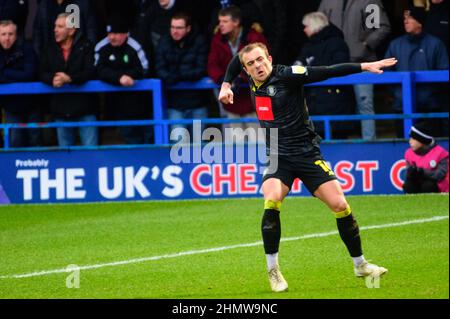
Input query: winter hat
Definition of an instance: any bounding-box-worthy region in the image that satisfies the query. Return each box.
[409,122,435,145]
[405,6,426,26]
[106,14,130,34]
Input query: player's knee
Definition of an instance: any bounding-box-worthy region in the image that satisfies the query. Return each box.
[330,199,349,214]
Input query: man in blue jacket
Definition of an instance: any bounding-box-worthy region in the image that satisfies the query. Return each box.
[0,20,41,147]
[385,6,449,137]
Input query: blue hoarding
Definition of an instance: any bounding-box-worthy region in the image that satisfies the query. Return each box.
[0,141,448,204]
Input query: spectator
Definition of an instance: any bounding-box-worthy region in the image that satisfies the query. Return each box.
[33,0,97,56]
[95,15,152,145]
[285,0,321,64]
[39,13,98,147]
[249,0,288,64]
[319,0,391,140]
[425,0,449,53]
[144,0,190,51]
[155,13,210,141]
[403,122,449,194]
[0,0,29,36]
[384,6,449,137]
[207,5,268,143]
[0,19,41,147]
[208,0,288,64]
[295,12,356,139]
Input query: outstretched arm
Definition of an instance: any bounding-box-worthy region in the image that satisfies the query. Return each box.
[361,58,398,74]
[305,58,397,83]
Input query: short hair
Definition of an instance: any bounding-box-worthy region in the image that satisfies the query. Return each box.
[238,42,270,65]
[0,20,17,28]
[172,12,192,27]
[56,12,76,28]
[302,12,329,35]
[218,5,242,23]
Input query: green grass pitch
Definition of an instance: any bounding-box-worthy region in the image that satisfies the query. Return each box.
[0,194,448,299]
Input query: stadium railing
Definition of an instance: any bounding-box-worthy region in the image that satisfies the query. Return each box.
[0,70,448,150]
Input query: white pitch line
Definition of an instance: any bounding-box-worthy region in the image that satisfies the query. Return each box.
[0,215,448,280]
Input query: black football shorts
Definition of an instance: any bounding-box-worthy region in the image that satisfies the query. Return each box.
[262,152,337,195]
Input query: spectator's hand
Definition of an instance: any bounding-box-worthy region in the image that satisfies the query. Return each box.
[416,167,425,177]
[120,75,135,87]
[219,82,234,105]
[361,58,397,74]
[55,72,72,85]
[52,74,64,88]
[407,164,424,180]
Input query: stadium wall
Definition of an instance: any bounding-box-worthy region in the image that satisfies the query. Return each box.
[0,140,448,204]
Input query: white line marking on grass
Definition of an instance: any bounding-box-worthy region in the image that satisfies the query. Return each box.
[0,215,448,279]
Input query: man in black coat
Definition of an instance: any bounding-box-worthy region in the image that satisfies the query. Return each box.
[155,12,210,140]
[95,16,152,144]
[39,13,98,147]
[295,12,357,139]
[0,19,41,147]
[33,0,97,56]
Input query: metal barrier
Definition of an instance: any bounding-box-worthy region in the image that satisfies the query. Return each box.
[0,70,448,149]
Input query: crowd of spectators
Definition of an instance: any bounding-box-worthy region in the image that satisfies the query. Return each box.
[0,0,448,147]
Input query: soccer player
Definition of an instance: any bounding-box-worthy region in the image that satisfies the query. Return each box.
[219,42,397,292]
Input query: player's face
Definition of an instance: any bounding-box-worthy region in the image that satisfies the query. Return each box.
[0,24,17,50]
[242,47,273,84]
[409,137,424,151]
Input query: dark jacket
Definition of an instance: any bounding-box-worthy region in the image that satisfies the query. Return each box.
[95,36,148,85]
[95,36,149,119]
[385,32,449,112]
[425,0,449,53]
[39,31,97,118]
[296,23,355,135]
[251,0,288,64]
[0,0,28,34]
[155,31,209,110]
[208,26,268,115]
[0,39,37,113]
[33,0,98,56]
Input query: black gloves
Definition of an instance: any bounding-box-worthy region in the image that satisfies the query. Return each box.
[407,164,424,180]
